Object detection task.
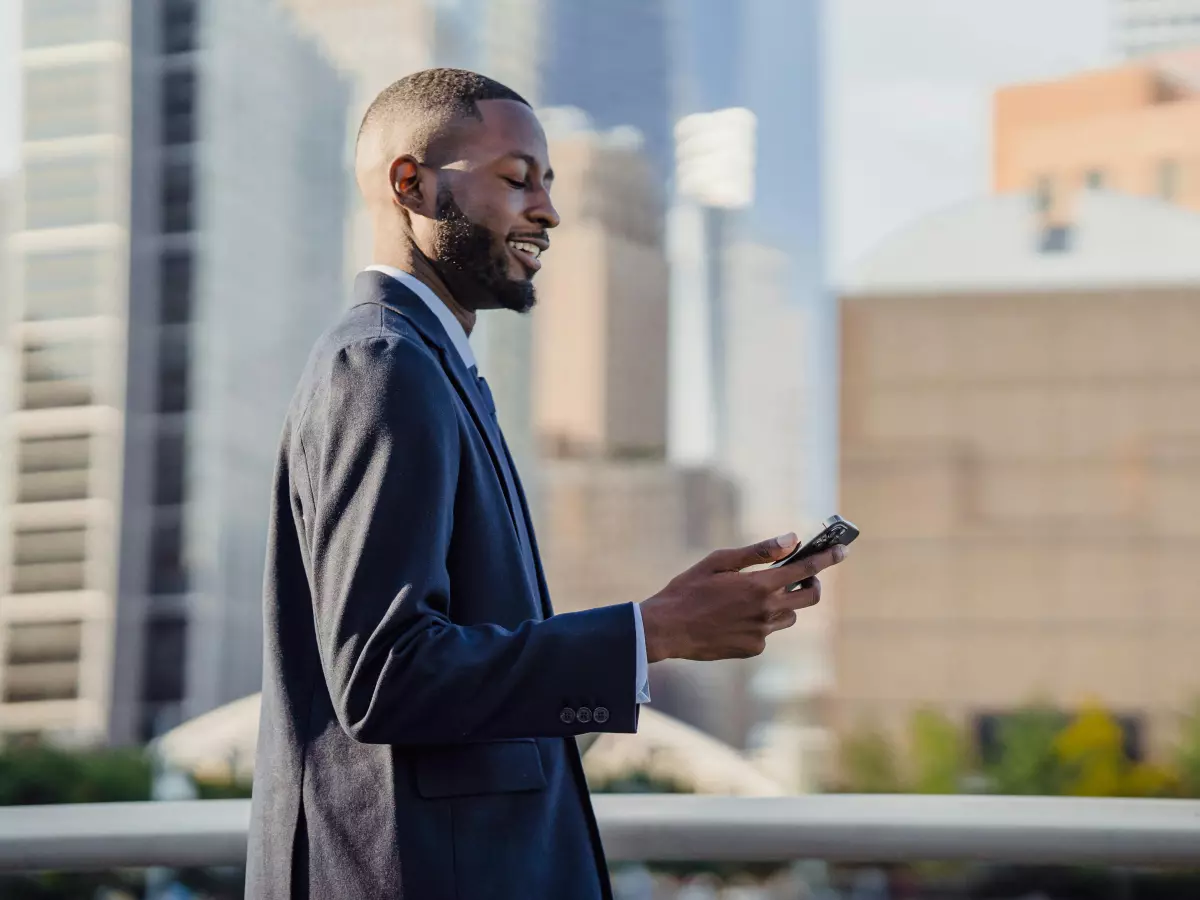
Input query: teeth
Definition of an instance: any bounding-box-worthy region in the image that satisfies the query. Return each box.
[509,240,541,259]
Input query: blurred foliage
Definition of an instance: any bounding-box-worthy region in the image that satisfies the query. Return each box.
[986,704,1069,796]
[194,775,254,800]
[909,708,969,794]
[1174,701,1200,797]
[838,726,903,793]
[0,741,152,806]
[1055,702,1175,798]
[836,700,1200,799]
[0,741,249,899]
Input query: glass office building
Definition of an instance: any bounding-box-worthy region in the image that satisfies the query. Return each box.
[2,0,348,743]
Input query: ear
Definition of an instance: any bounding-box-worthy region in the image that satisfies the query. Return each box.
[389,155,434,216]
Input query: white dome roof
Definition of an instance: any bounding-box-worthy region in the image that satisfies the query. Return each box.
[844,189,1200,295]
[156,694,786,796]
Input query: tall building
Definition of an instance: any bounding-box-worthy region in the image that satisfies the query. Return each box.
[539,0,673,179]
[1,0,348,743]
[994,55,1200,221]
[1114,0,1200,57]
[667,0,830,787]
[834,191,1200,769]
[532,110,669,459]
[530,118,752,747]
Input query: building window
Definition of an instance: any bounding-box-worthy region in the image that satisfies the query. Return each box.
[1158,159,1181,201]
[161,69,196,146]
[141,617,187,704]
[6,622,83,666]
[153,427,187,505]
[21,337,96,410]
[157,329,190,413]
[1034,175,1054,212]
[161,160,194,233]
[162,0,198,55]
[23,155,113,230]
[17,434,92,503]
[149,510,189,595]
[1084,169,1105,189]
[23,0,113,49]
[1038,225,1072,254]
[3,660,80,703]
[23,61,115,141]
[10,526,88,594]
[160,251,193,324]
[22,249,108,320]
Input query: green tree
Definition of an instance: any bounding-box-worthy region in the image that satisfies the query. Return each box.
[839,726,903,793]
[1174,701,1200,798]
[1055,703,1175,798]
[986,705,1068,795]
[909,708,968,794]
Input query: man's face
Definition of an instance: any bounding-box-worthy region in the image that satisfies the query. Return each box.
[421,100,559,313]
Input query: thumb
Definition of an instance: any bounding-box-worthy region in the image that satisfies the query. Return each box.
[706,533,797,572]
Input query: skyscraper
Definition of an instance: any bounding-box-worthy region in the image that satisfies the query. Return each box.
[539,0,673,179]
[1114,0,1200,57]
[1,0,348,743]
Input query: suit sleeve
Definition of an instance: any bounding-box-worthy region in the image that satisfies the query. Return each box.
[297,335,640,745]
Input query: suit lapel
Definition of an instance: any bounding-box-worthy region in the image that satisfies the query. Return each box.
[353,272,545,617]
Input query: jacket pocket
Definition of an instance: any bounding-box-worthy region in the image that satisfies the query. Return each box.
[413,738,548,799]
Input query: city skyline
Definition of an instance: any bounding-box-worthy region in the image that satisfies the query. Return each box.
[1,1,1114,281]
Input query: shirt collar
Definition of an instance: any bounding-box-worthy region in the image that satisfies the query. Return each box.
[365,265,478,371]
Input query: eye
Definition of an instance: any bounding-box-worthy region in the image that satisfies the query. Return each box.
[502,176,527,190]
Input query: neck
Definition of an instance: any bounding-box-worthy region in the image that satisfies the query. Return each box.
[373,240,478,337]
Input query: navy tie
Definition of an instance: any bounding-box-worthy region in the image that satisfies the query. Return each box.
[471,367,496,416]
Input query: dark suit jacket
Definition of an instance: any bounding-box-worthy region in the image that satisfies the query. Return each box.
[246,271,641,899]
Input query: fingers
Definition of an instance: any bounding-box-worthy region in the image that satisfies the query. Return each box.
[704,533,798,572]
[766,608,799,634]
[752,544,847,593]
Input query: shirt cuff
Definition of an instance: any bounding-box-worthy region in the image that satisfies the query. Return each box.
[632,602,651,704]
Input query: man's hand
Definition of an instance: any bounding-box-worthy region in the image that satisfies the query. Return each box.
[638,534,848,663]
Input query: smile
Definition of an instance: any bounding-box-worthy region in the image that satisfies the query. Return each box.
[507,238,546,273]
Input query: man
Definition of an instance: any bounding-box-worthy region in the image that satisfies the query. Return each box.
[246,69,846,900]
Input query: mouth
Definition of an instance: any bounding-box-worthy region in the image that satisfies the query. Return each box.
[506,236,548,274]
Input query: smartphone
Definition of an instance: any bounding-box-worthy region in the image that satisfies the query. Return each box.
[770,515,860,571]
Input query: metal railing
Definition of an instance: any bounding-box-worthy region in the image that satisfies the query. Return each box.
[1,795,1199,872]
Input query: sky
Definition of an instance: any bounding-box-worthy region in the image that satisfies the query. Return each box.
[828,0,1113,281]
[0,0,1114,273]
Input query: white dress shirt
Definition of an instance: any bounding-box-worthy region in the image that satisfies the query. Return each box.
[366,265,651,704]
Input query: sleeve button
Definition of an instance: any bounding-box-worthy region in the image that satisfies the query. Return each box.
[576,706,592,724]
[559,707,576,724]
[593,706,609,724]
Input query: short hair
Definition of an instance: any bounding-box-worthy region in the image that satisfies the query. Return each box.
[356,68,530,163]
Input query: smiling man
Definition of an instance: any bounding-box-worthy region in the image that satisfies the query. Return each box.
[246,68,845,900]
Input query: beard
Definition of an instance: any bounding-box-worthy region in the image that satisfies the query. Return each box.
[430,186,537,314]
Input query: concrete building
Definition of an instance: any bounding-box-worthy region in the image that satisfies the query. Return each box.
[1114,0,1200,57]
[994,54,1200,222]
[529,117,754,748]
[834,190,1200,769]
[1,0,347,743]
[533,112,669,460]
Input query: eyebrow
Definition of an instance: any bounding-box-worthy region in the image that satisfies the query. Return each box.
[505,152,554,183]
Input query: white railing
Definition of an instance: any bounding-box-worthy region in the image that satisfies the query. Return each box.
[1,795,1199,872]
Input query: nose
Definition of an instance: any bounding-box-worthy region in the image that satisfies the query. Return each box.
[528,189,560,230]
